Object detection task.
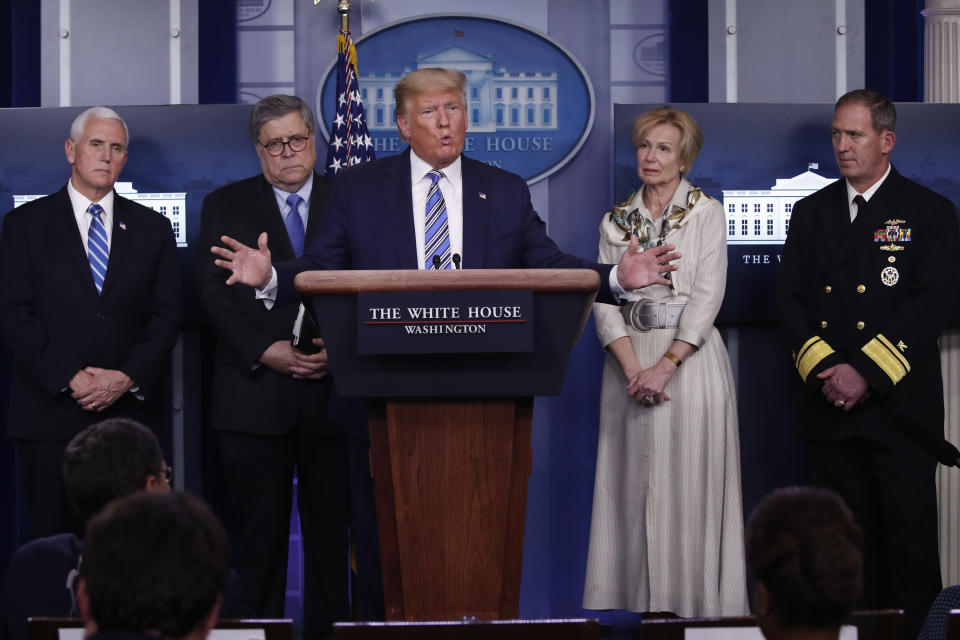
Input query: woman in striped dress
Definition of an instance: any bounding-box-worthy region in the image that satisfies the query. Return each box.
[583,107,748,617]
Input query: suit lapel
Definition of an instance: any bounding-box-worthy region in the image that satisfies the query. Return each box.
[383,150,419,268]
[253,176,297,260]
[461,156,489,268]
[818,180,855,272]
[50,187,101,296]
[856,166,905,228]
[305,172,330,247]
[100,195,131,297]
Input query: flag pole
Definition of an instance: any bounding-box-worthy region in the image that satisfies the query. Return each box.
[338,0,351,32]
[314,0,351,30]
[323,0,374,176]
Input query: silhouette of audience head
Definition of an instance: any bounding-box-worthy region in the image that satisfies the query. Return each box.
[746,486,863,639]
[78,491,228,640]
[63,417,170,525]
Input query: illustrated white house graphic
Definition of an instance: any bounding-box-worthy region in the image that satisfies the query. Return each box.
[360,45,558,132]
[722,165,837,245]
[13,182,188,247]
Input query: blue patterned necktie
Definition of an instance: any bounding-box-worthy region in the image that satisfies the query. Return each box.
[424,170,451,269]
[285,193,306,257]
[87,203,109,294]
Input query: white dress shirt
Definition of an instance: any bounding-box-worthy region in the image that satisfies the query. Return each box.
[67,178,115,250]
[409,151,464,268]
[845,162,891,221]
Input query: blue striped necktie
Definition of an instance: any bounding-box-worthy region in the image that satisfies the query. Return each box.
[424,170,451,269]
[285,193,306,257]
[87,203,109,294]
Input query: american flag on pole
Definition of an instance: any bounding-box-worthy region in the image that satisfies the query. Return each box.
[324,29,375,176]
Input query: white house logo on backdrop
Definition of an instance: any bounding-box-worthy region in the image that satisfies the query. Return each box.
[316,15,595,184]
[359,45,558,135]
[722,164,837,245]
[633,34,666,78]
[13,182,188,247]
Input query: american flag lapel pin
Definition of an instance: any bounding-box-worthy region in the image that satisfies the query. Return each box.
[479,192,487,200]
[119,221,127,231]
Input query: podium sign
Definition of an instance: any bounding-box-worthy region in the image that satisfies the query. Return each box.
[357,290,533,354]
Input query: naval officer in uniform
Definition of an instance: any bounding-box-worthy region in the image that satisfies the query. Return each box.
[775,89,958,639]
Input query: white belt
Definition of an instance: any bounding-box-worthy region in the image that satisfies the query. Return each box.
[621,298,686,332]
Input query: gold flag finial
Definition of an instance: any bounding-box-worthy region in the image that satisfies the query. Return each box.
[338,0,351,31]
[314,0,361,31]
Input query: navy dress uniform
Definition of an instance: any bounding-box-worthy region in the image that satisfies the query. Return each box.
[776,165,958,634]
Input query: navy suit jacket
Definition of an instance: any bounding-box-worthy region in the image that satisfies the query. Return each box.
[275,149,614,304]
[0,186,181,440]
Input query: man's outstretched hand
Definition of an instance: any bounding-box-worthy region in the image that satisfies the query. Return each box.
[616,235,681,290]
[211,232,273,289]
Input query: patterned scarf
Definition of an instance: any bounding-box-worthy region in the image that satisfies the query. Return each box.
[608,184,704,248]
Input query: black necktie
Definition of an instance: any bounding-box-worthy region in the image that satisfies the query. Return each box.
[852,194,867,223]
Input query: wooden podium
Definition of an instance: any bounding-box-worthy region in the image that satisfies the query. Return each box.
[296,269,599,621]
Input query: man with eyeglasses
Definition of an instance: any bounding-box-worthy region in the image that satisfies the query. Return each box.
[194,94,348,637]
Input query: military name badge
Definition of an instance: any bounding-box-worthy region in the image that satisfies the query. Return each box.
[875,219,911,251]
[881,265,899,286]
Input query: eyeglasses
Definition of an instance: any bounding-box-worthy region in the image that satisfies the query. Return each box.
[259,134,310,156]
[160,465,173,486]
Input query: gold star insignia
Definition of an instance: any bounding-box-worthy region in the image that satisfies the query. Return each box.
[897,340,907,352]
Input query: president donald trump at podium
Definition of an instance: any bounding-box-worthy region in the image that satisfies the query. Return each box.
[211,67,679,302]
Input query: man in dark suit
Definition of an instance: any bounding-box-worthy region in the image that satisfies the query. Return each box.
[775,89,958,638]
[194,94,348,637]
[0,107,180,539]
[211,68,679,304]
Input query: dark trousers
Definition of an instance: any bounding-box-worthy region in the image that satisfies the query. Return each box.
[347,433,384,620]
[15,439,83,539]
[218,425,349,640]
[808,435,941,640]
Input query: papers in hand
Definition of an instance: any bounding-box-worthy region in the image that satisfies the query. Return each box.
[291,302,322,354]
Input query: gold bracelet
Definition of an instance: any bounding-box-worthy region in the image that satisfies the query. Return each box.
[663,351,682,367]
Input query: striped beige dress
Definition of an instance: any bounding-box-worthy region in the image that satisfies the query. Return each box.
[583,179,748,616]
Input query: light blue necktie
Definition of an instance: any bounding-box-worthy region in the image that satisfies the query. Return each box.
[87,203,109,294]
[424,170,451,269]
[285,193,306,257]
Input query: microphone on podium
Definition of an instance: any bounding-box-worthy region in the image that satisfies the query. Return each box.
[452,253,462,269]
[432,255,441,270]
